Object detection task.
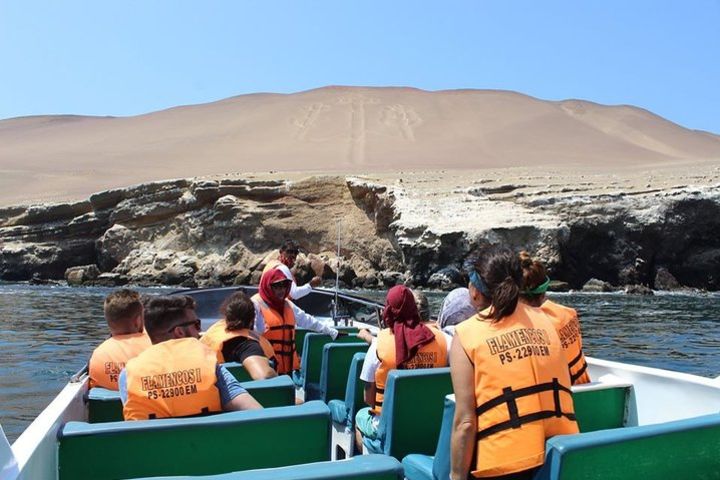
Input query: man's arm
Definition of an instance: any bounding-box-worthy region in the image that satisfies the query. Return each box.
[216,365,262,411]
[292,303,339,338]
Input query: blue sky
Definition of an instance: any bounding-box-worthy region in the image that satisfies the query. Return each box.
[1,1,719,133]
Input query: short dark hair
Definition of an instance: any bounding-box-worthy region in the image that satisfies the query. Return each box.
[221,291,256,330]
[143,295,197,336]
[104,289,142,326]
[279,240,300,254]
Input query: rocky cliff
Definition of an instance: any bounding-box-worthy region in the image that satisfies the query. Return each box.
[1,170,719,291]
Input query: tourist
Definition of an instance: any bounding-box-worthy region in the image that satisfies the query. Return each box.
[201,291,277,380]
[89,289,151,390]
[263,240,321,300]
[437,287,477,336]
[518,251,590,384]
[355,285,450,452]
[450,246,578,480]
[252,267,339,375]
[119,295,261,420]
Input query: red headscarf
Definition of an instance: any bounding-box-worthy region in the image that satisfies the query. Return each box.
[258,267,290,314]
[383,285,436,368]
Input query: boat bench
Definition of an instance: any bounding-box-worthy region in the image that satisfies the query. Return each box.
[534,412,720,479]
[571,380,631,432]
[295,326,359,357]
[402,382,633,480]
[293,332,363,400]
[329,352,367,460]
[58,401,331,480]
[402,394,454,480]
[319,342,369,403]
[131,454,404,479]
[88,374,296,423]
[366,368,453,461]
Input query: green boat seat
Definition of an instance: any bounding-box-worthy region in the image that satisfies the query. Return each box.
[571,381,632,432]
[131,454,404,479]
[372,367,453,461]
[233,375,295,408]
[319,342,369,403]
[87,387,124,423]
[295,332,362,399]
[402,394,454,480]
[534,413,720,480]
[59,401,331,480]
[87,375,296,423]
[296,326,359,357]
[329,352,368,460]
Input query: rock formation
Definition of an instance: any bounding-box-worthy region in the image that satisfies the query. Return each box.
[1,172,719,291]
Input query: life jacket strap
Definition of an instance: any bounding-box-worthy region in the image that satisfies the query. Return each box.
[474,377,575,439]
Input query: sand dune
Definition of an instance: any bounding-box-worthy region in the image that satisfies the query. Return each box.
[0,86,719,206]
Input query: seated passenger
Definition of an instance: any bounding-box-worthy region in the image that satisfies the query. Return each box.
[355,285,451,452]
[201,291,277,380]
[119,295,262,420]
[89,289,151,390]
[518,251,591,385]
[252,267,339,375]
[450,247,578,480]
[437,287,477,336]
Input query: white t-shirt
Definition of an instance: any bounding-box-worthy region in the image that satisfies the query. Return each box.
[359,329,453,383]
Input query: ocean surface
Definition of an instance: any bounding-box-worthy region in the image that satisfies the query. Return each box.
[1,283,719,443]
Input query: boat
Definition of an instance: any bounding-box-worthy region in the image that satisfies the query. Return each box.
[1,286,720,479]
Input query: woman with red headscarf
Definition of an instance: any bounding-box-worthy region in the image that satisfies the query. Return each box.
[355,285,451,453]
[251,267,339,375]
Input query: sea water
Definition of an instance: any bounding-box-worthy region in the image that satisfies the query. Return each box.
[0,283,718,442]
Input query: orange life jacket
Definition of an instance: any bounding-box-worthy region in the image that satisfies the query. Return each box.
[455,303,578,478]
[541,299,591,385]
[252,294,299,374]
[89,331,152,390]
[123,338,222,421]
[200,319,276,363]
[372,325,448,415]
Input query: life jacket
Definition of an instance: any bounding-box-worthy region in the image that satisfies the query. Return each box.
[262,259,281,274]
[541,299,591,385]
[123,338,222,421]
[200,319,276,363]
[372,325,448,415]
[89,331,152,390]
[455,303,578,478]
[252,294,299,374]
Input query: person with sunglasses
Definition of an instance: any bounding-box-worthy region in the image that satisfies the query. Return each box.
[251,267,339,375]
[119,295,262,420]
[262,240,322,300]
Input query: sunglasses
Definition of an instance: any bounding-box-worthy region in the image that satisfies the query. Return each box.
[271,282,291,289]
[167,318,201,332]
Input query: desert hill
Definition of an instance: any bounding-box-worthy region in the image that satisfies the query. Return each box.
[1,86,719,206]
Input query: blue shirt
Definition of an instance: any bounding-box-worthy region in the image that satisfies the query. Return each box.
[119,365,247,406]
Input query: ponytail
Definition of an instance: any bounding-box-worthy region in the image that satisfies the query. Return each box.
[473,246,523,323]
[488,276,520,322]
